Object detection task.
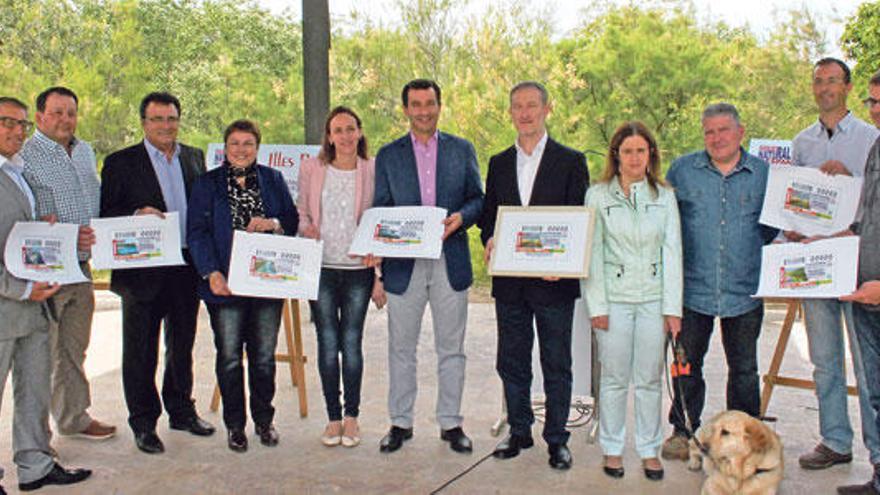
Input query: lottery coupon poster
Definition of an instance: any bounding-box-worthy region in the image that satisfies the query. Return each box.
[227,231,322,300]
[348,207,446,259]
[759,164,862,237]
[90,212,185,270]
[488,206,594,278]
[3,222,87,284]
[753,236,859,298]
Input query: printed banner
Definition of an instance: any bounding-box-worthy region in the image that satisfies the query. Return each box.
[90,213,185,270]
[749,139,793,166]
[759,164,862,236]
[348,207,447,259]
[3,222,88,284]
[753,236,859,298]
[227,231,322,300]
[489,206,594,278]
[206,143,320,203]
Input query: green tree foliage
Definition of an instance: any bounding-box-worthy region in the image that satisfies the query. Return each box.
[0,0,840,288]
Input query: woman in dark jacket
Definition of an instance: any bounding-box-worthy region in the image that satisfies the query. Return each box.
[187,119,298,452]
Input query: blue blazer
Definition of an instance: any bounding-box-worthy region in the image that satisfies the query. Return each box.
[373,132,484,295]
[187,164,299,304]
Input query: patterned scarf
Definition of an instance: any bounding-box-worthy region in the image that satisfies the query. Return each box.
[226,161,265,231]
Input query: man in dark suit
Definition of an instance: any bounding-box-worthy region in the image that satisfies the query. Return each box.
[372,79,484,454]
[100,92,215,454]
[479,81,589,470]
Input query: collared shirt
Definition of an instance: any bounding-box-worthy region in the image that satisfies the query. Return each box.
[515,132,547,206]
[792,111,879,177]
[411,131,438,207]
[144,138,188,245]
[21,130,100,261]
[1,153,36,300]
[666,148,778,318]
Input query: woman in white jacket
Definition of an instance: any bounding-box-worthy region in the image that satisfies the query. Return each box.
[583,121,682,481]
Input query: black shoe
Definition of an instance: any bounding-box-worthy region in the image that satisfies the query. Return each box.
[837,481,880,495]
[19,463,92,491]
[379,426,413,453]
[134,430,164,454]
[227,429,248,452]
[255,423,279,447]
[548,444,572,470]
[440,427,473,453]
[603,465,625,478]
[492,434,534,459]
[644,467,664,481]
[170,415,216,436]
[0,482,6,494]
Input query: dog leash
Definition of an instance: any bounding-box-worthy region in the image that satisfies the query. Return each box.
[664,334,709,455]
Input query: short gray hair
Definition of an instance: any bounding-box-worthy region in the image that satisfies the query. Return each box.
[701,102,741,127]
[509,81,549,106]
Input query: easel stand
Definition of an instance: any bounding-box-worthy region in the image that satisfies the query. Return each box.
[210,299,309,418]
[760,298,856,416]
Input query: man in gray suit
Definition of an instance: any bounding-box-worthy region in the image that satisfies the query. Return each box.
[0,96,91,492]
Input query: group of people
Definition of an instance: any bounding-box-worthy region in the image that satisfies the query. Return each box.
[1,55,880,494]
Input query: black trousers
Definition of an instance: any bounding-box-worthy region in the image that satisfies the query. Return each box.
[121,264,200,433]
[495,297,575,446]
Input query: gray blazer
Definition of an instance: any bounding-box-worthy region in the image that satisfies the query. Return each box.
[0,170,50,341]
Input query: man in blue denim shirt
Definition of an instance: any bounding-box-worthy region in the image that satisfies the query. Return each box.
[660,103,778,460]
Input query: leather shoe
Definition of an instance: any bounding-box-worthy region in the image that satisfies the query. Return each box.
[379,426,413,453]
[548,444,573,470]
[440,427,473,453]
[19,462,92,491]
[492,434,534,459]
[134,431,164,454]
[228,429,248,452]
[170,415,216,436]
[255,423,279,447]
[837,481,880,495]
[0,482,6,494]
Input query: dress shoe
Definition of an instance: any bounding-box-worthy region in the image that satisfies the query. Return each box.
[603,455,624,478]
[0,482,6,494]
[228,429,248,452]
[70,419,116,440]
[18,462,92,491]
[170,415,216,436]
[255,423,279,447]
[548,444,573,470]
[134,431,164,454]
[379,426,413,453]
[440,427,473,453]
[837,481,880,495]
[492,434,534,459]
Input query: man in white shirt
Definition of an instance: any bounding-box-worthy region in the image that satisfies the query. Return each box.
[479,81,589,470]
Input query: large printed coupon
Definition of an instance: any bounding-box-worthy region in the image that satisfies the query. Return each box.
[227,231,322,300]
[3,222,88,284]
[489,206,595,278]
[759,164,862,237]
[90,212,185,270]
[348,206,447,259]
[753,236,859,298]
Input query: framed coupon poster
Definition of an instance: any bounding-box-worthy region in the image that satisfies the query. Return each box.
[488,206,595,278]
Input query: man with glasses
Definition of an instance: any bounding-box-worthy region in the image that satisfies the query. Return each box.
[20,87,116,442]
[789,58,880,473]
[0,96,92,492]
[864,69,880,128]
[100,92,213,454]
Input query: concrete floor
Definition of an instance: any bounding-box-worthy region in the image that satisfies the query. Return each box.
[0,296,876,494]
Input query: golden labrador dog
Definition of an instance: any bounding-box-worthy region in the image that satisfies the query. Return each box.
[687,410,783,495]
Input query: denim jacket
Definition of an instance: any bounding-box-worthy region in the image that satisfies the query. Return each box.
[583,179,683,318]
[666,149,778,318]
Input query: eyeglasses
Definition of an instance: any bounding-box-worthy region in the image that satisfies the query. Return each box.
[144,116,180,124]
[0,116,34,132]
[864,97,880,108]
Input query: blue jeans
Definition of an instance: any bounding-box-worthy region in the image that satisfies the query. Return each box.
[309,268,373,421]
[206,298,282,430]
[669,305,762,434]
[495,298,574,446]
[851,303,880,490]
[803,299,880,462]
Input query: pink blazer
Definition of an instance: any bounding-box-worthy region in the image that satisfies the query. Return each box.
[297,156,375,238]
